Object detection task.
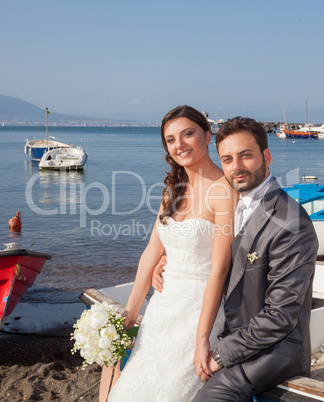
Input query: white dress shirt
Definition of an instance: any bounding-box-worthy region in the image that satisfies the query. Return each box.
[234,173,274,235]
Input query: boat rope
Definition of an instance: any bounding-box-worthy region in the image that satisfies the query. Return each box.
[72,380,100,401]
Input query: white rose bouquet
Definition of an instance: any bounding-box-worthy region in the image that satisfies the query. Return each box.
[71,301,138,368]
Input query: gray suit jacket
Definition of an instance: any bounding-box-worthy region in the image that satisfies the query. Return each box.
[217,180,318,393]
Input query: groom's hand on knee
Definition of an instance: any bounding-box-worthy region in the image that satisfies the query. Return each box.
[152,255,167,293]
[208,351,222,373]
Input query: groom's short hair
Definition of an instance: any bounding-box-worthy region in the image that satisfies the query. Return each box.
[215,116,268,154]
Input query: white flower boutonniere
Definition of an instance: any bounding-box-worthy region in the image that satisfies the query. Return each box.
[247,252,259,264]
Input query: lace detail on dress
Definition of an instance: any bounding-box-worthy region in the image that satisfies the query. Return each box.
[108,217,225,402]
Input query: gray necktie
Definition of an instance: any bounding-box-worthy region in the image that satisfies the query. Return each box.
[235,198,246,235]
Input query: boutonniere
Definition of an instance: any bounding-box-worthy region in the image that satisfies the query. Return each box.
[247,252,259,264]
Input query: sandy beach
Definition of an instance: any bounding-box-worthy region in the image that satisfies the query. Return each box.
[0,303,102,401]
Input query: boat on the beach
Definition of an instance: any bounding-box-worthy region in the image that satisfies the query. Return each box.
[39,146,87,170]
[282,183,324,256]
[24,107,72,161]
[80,272,324,402]
[0,243,52,327]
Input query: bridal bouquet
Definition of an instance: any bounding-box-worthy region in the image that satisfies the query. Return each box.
[71,301,138,368]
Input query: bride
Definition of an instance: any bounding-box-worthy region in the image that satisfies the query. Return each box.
[108,105,236,401]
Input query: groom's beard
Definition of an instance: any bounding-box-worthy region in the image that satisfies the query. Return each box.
[227,160,267,193]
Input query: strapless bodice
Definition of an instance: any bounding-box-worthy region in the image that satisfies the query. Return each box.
[158,217,215,278]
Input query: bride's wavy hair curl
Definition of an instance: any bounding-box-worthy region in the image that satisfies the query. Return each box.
[159,105,211,224]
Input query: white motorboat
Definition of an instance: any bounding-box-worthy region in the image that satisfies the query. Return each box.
[39,146,87,170]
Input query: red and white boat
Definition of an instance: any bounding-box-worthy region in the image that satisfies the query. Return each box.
[0,245,52,326]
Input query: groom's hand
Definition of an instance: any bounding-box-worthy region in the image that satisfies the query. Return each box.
[152,255,167,292]
[208,351,222,373]
[197,351,222,381]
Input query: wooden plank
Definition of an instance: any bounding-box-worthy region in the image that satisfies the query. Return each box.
[80,288,143,326]
[280,376,324,398]
[260,387,322,401]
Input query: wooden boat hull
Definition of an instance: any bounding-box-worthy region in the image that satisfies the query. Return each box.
[0,249,52,326]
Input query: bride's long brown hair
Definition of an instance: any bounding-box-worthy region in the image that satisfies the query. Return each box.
[159,105,211,224]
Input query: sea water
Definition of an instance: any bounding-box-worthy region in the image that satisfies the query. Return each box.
[0,126,323,303]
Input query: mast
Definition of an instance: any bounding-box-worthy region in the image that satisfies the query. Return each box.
[305,98,308,124]
[283,100,286,122]
[46,107,49,150]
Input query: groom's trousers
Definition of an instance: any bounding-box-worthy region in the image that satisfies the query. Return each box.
[192,364,256,402]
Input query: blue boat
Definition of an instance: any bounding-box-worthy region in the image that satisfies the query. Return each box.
[24,107,71,161]
[284,129,319,139]
[24,136,72,161]
[282,182,324,256]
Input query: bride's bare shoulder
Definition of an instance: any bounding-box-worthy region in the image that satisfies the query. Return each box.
[208,173,238,209]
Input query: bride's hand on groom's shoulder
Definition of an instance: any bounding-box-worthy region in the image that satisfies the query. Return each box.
[152,255,167,293]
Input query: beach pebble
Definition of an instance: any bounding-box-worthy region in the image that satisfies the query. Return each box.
[311,352,324,364]
[317,354,324,363]
[312,352,323,360]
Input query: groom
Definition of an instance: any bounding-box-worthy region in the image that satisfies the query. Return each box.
[153,116,318,401]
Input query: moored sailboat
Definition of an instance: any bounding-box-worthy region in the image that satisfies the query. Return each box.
[24,107,71,161]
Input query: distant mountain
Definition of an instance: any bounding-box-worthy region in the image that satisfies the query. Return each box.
[0,95,47,121]
[0,95,145,126]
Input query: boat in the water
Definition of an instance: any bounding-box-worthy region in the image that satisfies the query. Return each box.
[24,107,72,161]
[283,123,324,140]
[80,272,324,402]
[202,111,223,135]
[274,123,288,139]
[282,183,324,256]
[39,146,87,170]
[25,137,72,161]
[284,129,319,139]
[297,123,324,140]
[0,243,52,327]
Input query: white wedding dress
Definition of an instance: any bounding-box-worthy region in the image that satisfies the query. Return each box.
[108,217,225,402]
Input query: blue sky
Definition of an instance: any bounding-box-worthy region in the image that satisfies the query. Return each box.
[1,0,323,123]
